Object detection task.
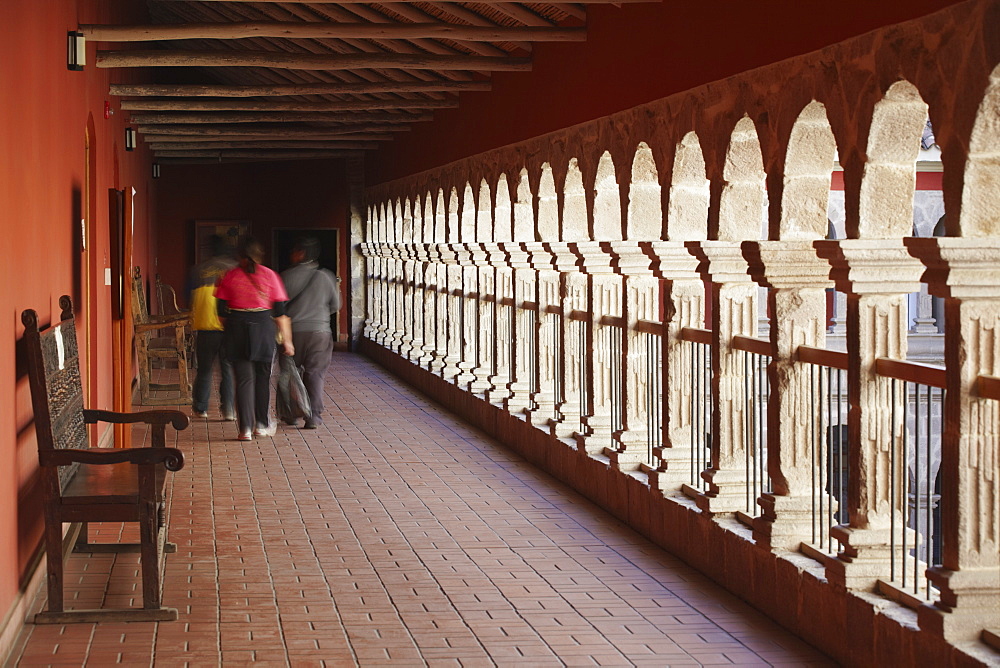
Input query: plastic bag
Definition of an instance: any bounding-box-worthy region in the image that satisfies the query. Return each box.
[276,354,311,424]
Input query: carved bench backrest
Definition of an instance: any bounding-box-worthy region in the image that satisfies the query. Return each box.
[22,296,88,492]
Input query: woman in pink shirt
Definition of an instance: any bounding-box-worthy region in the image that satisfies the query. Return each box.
[215,238,294,441]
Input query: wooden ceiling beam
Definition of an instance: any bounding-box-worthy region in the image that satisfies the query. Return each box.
[138,125,398,137]
[83,22,585,42]
[153,149,362,159]
[96,50,532,71]
[149,141,380,150]
[110,81,488,97]
[147,0,645,4]
[122,98,456,111]
[130,112,430,124]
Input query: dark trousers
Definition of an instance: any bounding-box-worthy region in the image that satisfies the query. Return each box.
[192,330,233,414]
[232,358,273,433]
[292,330,333,424]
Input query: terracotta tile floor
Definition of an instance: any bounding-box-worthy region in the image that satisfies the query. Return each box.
[7,353,833,667]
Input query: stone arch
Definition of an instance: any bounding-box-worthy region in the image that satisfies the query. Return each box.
[435,189,446,243]
[718,116,766,241]
[858,80,929,239]
[461,183,476,243]
[667,132,709,241]
[593,151,622,241]
[377,202,387,243]
[447,188,460,243]
[495,174,513,243]
[514,169,534,242]
[538,163,559,241]
[959,65,1000,237]
[402,197,413,244]
[562,158,588,242]
[392,198,403,243]
[780,101,838,240]
[423,192,434,243]
[627,142,661,241]
[477,178,493,242]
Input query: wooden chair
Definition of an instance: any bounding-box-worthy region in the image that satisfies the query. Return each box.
[22,295,189,623]
[132,267,193,405]
[155,273,196,365]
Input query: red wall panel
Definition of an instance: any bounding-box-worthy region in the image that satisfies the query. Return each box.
[0,0,157,634]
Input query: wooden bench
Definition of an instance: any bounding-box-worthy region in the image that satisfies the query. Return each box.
[22,296,189,624]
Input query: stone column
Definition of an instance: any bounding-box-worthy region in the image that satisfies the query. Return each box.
[574,242,620,457]
[430,244,450,375]
[689,241,757,515]
[455,245,478,389]
[503,241,537,415]
[405,244,425,363]
[487,244,514,405]
[469,242,495,395]
[441,246,463,382]
[743,241,834,550]
[547,242,586,447]
[814,239,925,591]
[607,241,657,472]
[646,242,704,495]
[418,244,439,368]
[907,238,1000,643]
[530,262,561,429]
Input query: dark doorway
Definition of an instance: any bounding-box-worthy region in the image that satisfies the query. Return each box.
[272,228,342,342]
[272,228,340,275]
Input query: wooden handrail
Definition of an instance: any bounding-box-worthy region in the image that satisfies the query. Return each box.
[599,315,626,328]
[544,304,563,315]
[979,375,1000,401]
[797,345,848,370]
[569,309,589,322]
[732,335,772,357]
[634,319,663,335]
[875,358,946,389]
[520,300,539,311]
[498,296,516,307]
[680,327,712,345]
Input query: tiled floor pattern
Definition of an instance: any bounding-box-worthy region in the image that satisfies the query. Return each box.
[7,354,833,667]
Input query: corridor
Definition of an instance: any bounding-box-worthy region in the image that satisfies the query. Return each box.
[7,354,831,667]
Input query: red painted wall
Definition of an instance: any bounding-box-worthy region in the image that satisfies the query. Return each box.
[154,159,352,334]
[370,0,965,184]
[0,0,157,640]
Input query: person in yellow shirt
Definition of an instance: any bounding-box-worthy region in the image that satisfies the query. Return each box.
[190,235,237,420]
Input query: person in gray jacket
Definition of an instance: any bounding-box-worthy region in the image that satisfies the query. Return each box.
[280,236,341,429]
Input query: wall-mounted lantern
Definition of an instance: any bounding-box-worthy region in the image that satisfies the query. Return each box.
[67,31,85,71]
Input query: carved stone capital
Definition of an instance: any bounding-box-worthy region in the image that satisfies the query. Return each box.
[905,237,1000,300]
[647,241,701,281]
[569,240,616,275]
[497,241,531,269]
[814,239,924,295]
[434,243,458,264]
[742,239,833,290]
[540,241,577,272]
[686,240,753,283]
[607,240,654,277]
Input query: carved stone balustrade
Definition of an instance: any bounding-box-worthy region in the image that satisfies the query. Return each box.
[905,238,1000,643]
[814,239,926,591]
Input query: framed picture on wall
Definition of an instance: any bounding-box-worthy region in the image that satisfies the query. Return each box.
[194,220,250,267]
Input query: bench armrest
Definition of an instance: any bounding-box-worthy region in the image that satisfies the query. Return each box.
[134,321,186,334]
[148,313,190,326]
[83,409,190,431]
[39,447,185,471]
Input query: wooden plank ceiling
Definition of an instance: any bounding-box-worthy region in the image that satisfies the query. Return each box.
[86,0,643,163]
